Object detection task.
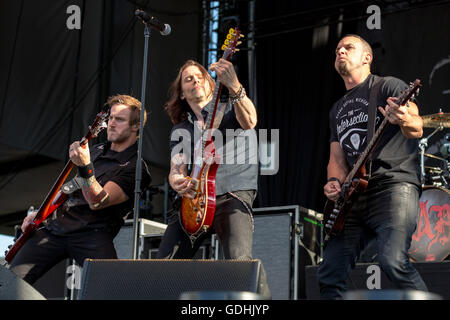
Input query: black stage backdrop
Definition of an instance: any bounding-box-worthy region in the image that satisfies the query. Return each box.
[0,0,201,169]
[0,0,449,224]
[233,0,450,212]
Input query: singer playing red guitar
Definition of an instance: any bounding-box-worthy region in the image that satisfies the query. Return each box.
[157,46,258,260]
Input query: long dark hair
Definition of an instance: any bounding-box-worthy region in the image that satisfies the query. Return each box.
[165,60,215,124]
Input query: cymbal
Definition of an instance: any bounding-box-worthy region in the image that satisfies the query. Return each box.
[424,153,446,161]
[422,112,450,128]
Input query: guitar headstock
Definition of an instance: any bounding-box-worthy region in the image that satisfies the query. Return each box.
[88,107,110,139]
[221,27,244,60]
[398,79,421,106]
[409,79,421,99]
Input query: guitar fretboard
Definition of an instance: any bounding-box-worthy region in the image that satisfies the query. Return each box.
[202,79,222,153]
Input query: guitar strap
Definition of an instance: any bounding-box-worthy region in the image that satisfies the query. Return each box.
[367,74,385,177]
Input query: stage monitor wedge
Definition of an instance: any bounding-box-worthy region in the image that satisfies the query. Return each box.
[0,265,46,300]
[77,259,270,300]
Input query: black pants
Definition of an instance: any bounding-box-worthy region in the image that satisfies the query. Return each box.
[8,228,117,285]
[157,190,255,260]
[318,181,428,299]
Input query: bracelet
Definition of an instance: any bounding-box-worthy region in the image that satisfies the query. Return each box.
[78,162,95,179]
[229,85,246,105]
[327,177,341,184]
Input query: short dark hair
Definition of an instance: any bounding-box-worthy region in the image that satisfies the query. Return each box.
[341,34,373,65]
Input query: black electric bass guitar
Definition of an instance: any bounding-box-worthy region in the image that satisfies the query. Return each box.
[323,79,422,243]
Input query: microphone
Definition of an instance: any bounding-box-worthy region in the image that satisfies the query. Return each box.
[135,9,171,36]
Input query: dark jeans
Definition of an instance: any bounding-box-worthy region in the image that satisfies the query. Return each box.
[317,181,428,299]
[157,190,255,260]
[8,228,117,285]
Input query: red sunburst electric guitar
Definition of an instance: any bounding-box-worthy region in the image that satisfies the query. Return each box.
[180,28,244,242]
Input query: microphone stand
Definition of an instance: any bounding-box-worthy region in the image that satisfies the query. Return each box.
[132,23,150,260]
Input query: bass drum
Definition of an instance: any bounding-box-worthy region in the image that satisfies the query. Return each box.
[409,186,450,262]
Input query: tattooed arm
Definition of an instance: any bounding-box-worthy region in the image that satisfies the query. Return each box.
[209,59,257,129]
[169,153,196,199]
[79,176,128,210]
[69,141,129,210]
[378,98,423,139]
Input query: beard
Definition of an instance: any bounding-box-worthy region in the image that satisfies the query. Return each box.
[107,130,129,144]
[186,87,212,105]
[337,62,350,76]
[336,56,365,77]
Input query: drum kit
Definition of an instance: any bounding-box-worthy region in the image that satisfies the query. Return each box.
[419,111,450,189]
[409,109,450,262]
[419,109,450,189]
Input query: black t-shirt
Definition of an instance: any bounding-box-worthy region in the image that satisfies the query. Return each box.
[169,101,258,195]
[329,74,421,187]
[44,142,151,235]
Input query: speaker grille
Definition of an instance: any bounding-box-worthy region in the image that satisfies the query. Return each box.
[252,213,292,299]
[78,259,269,300]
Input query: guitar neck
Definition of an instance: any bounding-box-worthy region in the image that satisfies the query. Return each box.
[344,79,421,184]
[345,116,389,183]
[202,80,223,150]
[34,126,98,222]
[197,27,242,160]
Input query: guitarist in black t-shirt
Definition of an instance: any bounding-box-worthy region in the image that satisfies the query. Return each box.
[8,95,151,285]
[318,34,428,299]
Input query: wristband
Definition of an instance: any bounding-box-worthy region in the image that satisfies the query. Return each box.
[327,177,341,184]
[78,162,95,179]
[229,85,246,105]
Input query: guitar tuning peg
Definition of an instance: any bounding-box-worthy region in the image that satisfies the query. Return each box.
[237,41,242,46]
[234,48,240,52]
[239,34,245,38]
